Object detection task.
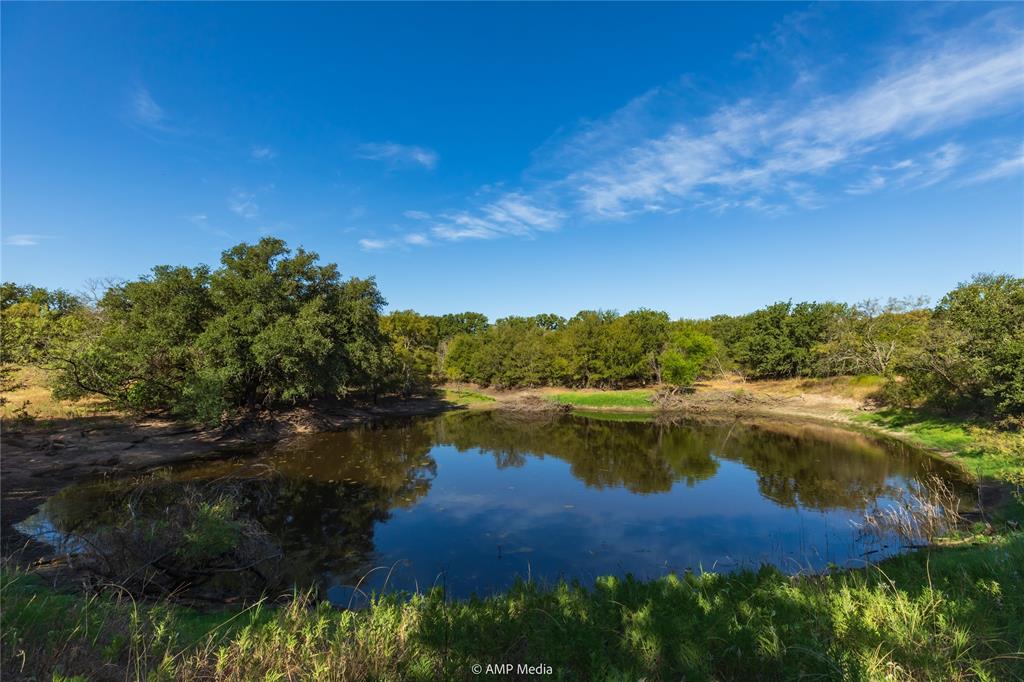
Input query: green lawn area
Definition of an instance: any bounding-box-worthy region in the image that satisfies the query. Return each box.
[548,389,655,409]
[852,408,1024,481]
[4,534,1022,680]
[569,409,656,422]
[442,388,496,405]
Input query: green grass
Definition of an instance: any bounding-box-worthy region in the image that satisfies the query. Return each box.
[849,374,886,387]
[442,389,496,406]
[4,534,1023,680]
[852,408,1024,481]
[549,389,655,409]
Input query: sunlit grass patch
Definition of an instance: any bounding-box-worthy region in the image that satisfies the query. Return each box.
[853,408,1024,480]
[443,389,496,405]
[549,389,655,409]
[1,366,116,422]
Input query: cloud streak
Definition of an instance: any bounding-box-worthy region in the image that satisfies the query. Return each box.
[250,145,276,161]
[431,193,565,242]
[357,142,438,170]
[365,10,1022,251]
[227,190,260,219]
[127,85,189,137]
[959,145,1024,186]
[570,24,1023,219]
[2,234,47,247]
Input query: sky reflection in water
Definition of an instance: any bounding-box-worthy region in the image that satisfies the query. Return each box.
[31,412,972,601]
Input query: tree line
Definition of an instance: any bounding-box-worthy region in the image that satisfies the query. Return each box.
[2,238,1021,424]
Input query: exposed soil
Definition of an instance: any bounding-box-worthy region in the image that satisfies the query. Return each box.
[459,377,873,423]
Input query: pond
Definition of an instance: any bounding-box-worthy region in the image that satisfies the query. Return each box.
[19,411,974,602]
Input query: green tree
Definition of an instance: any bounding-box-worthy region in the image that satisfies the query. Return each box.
[561,310,617,387]
[898,274,1024,420]
[602,310,670,386]
[659,328,716,389]
[46,239,387,420]
[733,301,844,379]
[381,310,441,393]
[1,282,84,365]
[206,239,388,408]
[436,312,489,340]
[817,298,930,377]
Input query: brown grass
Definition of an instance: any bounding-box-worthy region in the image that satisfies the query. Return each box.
[0,366,116,422]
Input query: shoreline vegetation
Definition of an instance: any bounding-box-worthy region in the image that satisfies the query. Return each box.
[2,240,1022,679]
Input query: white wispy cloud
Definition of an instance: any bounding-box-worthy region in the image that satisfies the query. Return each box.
[186,214,232,239]
[227,190,260,219]
[2,233,47,247]
[127,85,187,137]
[959,145,1024,186]
[250,145,277,161]
[569,24,1023,219]
[131,87,167,128]
[356,233,432,251]
[356,142,438,170]
[404,233,431,246]
[431,193,565,242]
[360,9,1022,253]
[846,143,966,195]
[403,210,431,221]
[358,238,394,251]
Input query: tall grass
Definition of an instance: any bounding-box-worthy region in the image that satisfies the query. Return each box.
[4,533,1022,680]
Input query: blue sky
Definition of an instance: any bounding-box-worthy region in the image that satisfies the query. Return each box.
[2,2,1022,319]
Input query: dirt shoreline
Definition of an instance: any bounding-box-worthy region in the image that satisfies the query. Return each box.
[0,380,962,565]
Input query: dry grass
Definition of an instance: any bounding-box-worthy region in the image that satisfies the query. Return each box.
[701,374,885,403]
[0,366,116,422]
[859,475,965,546]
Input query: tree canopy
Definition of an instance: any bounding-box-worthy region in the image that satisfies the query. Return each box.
[2,239,1020,424]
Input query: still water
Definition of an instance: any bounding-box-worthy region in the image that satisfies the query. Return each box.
[23,411,971,601]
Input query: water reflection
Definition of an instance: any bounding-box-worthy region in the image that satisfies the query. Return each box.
[25,412,972,600]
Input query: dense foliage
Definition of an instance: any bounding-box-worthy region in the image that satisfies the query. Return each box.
[3,240,390,421]
[2,238,1021,422]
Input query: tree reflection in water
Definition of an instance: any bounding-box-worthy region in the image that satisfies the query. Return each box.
[31,412,973,600]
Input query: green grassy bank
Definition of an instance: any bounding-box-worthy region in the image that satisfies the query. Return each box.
[3,534,1022,681]
[852,409,1024,482]
[548,389,656,409]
